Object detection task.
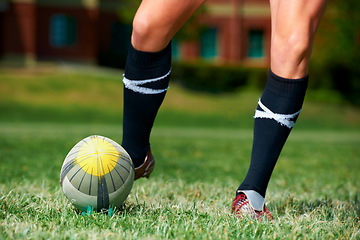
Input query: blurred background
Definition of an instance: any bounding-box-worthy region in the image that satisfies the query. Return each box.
[0,0,359,128]
[0,0,359,100]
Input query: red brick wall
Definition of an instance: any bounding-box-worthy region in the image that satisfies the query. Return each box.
[36,6,99,61]
[189,0,271,64]
[182,41,200,60]
[0,12,4,57]
[199,15,242,63]
[241,17,271,61]
[0,0,270,65]
[3,2,36,55]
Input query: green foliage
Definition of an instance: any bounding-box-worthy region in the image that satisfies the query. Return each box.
[171,61,268,92]
[115,0,141,24]
[1,65,360,129]
[315,0,360,69]
[311,0,360,104]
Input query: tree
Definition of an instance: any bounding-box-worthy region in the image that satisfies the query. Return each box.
[311,0,360,103]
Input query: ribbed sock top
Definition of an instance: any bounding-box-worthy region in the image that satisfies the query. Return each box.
[125,43,172,80]
[266,69,308,99]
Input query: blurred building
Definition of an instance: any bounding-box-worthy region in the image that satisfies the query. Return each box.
[175,0,271,67]
[0,0,270,67]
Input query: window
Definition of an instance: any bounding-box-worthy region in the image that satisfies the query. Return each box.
[50,14,77,47]
[248,30,264,58]
[200,27,218,60]
[171,39,181,60]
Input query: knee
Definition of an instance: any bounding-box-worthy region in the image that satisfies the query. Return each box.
[272,29,312,65]
[271,28,315,78]
[131,11,169,52]
[132,13,153,47]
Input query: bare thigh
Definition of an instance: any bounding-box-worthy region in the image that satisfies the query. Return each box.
[132,0,206,52]
[270,0,327,78]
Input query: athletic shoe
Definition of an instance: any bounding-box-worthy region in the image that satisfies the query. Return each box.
[134,149,155,180]
[232,192,273,221]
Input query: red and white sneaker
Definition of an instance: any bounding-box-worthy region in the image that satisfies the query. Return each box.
[232,191,273,221]
[134,149,155,180]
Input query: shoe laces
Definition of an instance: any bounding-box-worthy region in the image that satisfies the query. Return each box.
[232,193,273,221]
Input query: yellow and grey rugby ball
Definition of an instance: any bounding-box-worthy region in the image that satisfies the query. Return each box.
[60,135,134,211]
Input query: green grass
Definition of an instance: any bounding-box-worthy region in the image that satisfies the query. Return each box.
[0,65,359,239]
[1,64,360,130]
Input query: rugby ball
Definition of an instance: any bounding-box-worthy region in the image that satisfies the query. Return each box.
[60,135,134,211]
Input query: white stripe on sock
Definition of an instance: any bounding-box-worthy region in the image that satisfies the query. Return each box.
[123,69,171,94]
[254,98,301,129]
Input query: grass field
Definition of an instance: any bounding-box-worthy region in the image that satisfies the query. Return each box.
[0,65,359,239]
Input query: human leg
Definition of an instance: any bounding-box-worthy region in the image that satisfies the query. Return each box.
[234,0,327,217]
[132,0,206,52]
[122,0,206,176]
[270,0,327,78]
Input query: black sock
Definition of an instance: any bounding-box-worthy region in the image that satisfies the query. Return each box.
[238,69,308,197]
[122,43,171,168]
